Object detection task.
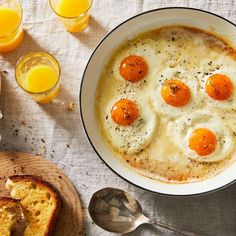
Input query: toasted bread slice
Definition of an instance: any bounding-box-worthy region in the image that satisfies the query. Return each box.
[0,197,25,236]
[6,175,61,236]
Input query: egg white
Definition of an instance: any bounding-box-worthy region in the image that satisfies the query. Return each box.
[167,111,235,162]
[150,67,202,117]
[101,95,158,154]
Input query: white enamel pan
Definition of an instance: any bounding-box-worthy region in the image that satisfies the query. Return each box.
[80,8,236,196]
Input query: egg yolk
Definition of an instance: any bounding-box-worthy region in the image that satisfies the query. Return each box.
[119,55,148,82]
[161,79,191,107]
[111,99,139,125]
[206,74,233,100]
[189,128,217,156]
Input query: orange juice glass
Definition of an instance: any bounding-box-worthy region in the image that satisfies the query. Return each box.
[0,0,24,52]
[15,52,61,104]
[49,0,93,33]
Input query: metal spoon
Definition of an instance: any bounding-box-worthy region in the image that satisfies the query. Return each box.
[89,188,199,235]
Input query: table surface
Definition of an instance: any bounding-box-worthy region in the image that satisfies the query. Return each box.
[1,0,236,236]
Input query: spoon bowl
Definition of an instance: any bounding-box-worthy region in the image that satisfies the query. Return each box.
[89,188,199,235]
[89,187,147,233]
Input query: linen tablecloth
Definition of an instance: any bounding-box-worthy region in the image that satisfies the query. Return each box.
[1,0,236,235]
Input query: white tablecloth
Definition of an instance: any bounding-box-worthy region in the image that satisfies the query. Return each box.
[1,0,236,235]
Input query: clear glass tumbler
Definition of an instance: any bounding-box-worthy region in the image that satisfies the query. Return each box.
[15,52,61,104]
[0,0,24,52]
[49,0,93,33]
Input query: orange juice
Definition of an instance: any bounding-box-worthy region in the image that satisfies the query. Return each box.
[57,0,90,17]
[0,7,20,37]
[0,6,24,52]
[25,65,59,104]
[25,65,57,93]
[55,0,92,32]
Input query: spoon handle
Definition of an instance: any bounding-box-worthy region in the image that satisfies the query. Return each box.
[150,219,199,236]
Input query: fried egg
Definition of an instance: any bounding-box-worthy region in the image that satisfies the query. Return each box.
[101,95,158,154]
[150,67,201,117]
[168,111,234,162]
[196,53,236,110]
[113,40,158,84]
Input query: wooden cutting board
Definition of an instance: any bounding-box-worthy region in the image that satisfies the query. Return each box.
[0,152,83,236]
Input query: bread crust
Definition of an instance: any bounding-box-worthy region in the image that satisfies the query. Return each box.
[7,175,62,236]
[0,196,25,236]
[0,197,20,207]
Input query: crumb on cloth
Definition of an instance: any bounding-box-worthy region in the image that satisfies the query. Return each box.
[68,102,75,111]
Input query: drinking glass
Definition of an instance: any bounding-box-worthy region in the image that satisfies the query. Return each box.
[0,0,24,52]
[49,0,93,33]
[15,52,61,104]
